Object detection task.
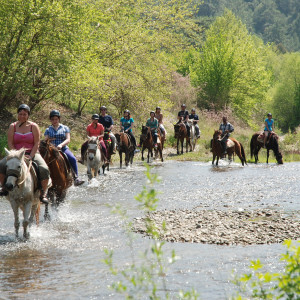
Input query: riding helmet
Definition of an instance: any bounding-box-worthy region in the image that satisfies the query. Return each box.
[92,114,99,120]
[124,109,130,114]
[49,110,61,118]
[150,111,155,115]
[156,106,161,110]
[17,104,30,114]
[191,108,196,112]
[100,106,107,111]
[181,103,186,107]
[267,113,272,116]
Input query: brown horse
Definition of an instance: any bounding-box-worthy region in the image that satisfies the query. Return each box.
[212,130,247,166]
[174,121,192,154]
[139,126,163,163]
[115,132,135,168]
[103,131,113,171]
[39,140,73,215]
[250,132,283,164]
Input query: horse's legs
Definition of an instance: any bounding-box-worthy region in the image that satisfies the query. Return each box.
[181,139,184,154]
[216,156,219,166]
[11,200,20,238]
[87,164,92,180]
[267,149,269,164]
[177,138,180,155]
[119,153,122,168]
[29,202,38,225]
[141,147,145,161]
[23,201,32,239]
[147,149,150,163]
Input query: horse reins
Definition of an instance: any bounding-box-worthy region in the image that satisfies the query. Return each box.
[15,159,32,186]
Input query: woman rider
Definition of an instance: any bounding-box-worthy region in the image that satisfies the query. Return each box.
[155,106,166,138]
[120,110,136,148]
[79,114,107,163]
[264,113,275,148]
[146,111,159,148]
[0,104,50,203]
[44,110,84,186]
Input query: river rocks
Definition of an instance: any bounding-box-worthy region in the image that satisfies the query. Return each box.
[132,210,300,245]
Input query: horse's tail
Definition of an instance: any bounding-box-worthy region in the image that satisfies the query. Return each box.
[250,136,255,159]
[240,143,247,165]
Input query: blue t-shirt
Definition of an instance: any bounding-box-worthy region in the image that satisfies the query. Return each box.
[99,115,113,130]
[120,117,134,132]
[44,124,70,150]
[189,114,199,120]
[264,118,274,131]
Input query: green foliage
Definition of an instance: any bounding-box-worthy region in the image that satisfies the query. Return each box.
[232,240,300,299]
[103,165,199,299]
[190,10,271,124]
[0,134,8,158]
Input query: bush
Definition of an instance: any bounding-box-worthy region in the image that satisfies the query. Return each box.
[0,134,7,158]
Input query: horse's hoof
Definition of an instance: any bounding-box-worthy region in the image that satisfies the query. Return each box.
[44,214,51,222]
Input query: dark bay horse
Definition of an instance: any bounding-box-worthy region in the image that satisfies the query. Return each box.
[139,126,163,163]
[174,121,191,154]
[103,131,113,171]
[39,140,73,215]
[212,130,247,166]
[250,132,283,164]
[115,132,135,168]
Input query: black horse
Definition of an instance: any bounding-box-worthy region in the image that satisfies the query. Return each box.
[250,132,283,164]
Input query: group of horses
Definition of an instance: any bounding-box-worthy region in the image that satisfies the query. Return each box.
[2,121,283,239]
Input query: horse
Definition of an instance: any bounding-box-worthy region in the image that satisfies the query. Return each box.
[84,136,105,179]
[188,120,198,151]
[212,130,247,166]
[115,132,135,168]
[39,139,73,214]
[103,131,113,171]
[174,121,192,154]
[250,132,283,164]
[139,126,163,163]
[3,148,41,239]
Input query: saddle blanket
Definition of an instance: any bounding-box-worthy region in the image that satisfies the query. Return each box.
[227,139,235,148]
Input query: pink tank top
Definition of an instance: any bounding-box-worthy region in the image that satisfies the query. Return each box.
[13,122,35,152]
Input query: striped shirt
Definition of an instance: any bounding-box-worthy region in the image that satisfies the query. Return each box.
[44,124,70,150]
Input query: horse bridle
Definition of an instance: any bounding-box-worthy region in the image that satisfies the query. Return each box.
[40,144,57,165]
[6,159,32,187]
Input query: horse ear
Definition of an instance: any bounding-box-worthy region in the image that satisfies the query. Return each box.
[19,148,26,160]
[4,148,10,156]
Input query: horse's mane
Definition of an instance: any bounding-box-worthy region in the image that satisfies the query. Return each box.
[6,148,25,160]
[40,140,60,158]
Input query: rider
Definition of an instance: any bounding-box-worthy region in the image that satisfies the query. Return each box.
[155,107,166,138]
[189,108,201,138]
[264,113,274,148]
[98,106,116,154]
[219,116,234,155]
[120,110,136,149]
[0,104,50,203]
[79,114,107,163]
[44,110,84,186]
[146,111,159,148]
[177,104,190,137]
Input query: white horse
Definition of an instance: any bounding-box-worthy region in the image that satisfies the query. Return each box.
[84,136,103,180]
[4,148,40,239]
[188,121,197,151]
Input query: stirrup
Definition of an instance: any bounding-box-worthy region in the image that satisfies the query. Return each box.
[40,195,49,204]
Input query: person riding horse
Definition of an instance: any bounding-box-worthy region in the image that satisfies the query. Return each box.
[155,106,166,138]
[0,104,50,204]
[189,108,201,138]
[264,113,275,148]
[79,114,107,163]
[45,110,84,186]
[177,104,190,137]
[146,111,159,149]
[98,106,117,154]
[120,110,136,149]
[219,116,234,155]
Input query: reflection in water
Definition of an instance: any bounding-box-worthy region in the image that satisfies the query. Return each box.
[0,161,299,299]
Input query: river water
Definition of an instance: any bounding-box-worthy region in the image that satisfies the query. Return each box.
[0,160,299,299]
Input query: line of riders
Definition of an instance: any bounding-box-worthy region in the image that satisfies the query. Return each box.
[0,103,275,202]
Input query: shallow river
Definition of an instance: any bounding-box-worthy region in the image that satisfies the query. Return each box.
[0,160,299,299]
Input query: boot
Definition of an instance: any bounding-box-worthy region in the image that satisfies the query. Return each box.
[74,177,85,186]
[40,190,49,204]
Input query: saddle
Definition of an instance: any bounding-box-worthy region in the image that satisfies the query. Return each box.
[59,150,73,177]
[226,138,235,148]
[26,159,40,191]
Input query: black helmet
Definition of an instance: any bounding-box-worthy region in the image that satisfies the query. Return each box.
[49,110,60,118]
[191,108,196,112]
[181,103,186,107]
[92,114,99,120]
[150,111,155,115]
[100,106,107,111]
[156,106,161,110]
[18,104,30,114]
[267,113,272,116]
[124,109,130,114]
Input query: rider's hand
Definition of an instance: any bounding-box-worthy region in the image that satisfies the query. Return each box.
[125,129,128,133]
[25,154,32,160]
[57,145,62,150]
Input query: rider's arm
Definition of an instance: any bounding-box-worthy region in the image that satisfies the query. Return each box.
[29,123,40,159]
[57,132,70,149]
[7,123,15,150]
[125,119,134,132]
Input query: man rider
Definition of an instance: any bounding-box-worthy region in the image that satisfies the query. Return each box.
[98,106,116,154]
[177,104,190,137]
[189,108,201,138]
[219,116,234,155]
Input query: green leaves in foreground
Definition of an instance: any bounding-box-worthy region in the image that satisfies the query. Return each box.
[232,240,300,299]
[103,164,198,299]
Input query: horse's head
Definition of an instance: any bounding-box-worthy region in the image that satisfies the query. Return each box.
[4,148,26,191]
[39,139,60,162]
[140,126,150,144]
[87,136,99,161]
[269,134,284,164]
[174,123,181,138]
[213,130,222,140]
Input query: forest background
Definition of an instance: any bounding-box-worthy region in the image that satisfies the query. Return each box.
[0,0,300,160]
